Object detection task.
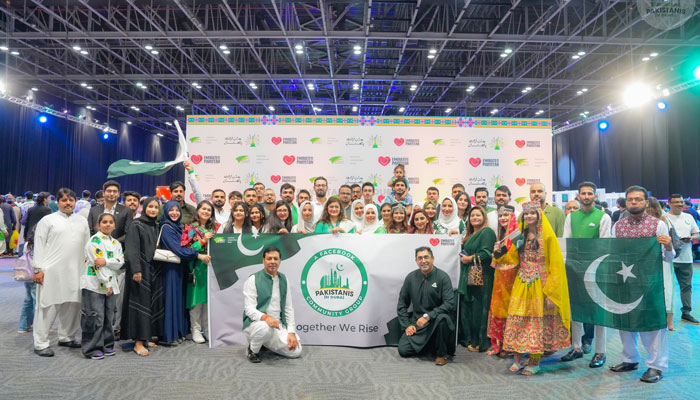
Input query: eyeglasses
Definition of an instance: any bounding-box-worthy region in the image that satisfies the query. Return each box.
[416,256,432,261]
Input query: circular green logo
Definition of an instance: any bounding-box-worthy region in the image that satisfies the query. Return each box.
[300,248,368,317]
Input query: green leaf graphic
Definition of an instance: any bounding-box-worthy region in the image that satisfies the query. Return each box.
[189,137,200,143]
[432,139,444,145]
[515,197,527,204]
[514,158,528,166]
[310,137,321,144]
[235,155,249,163]
[329,156,343,164]
[424,156,438,164]
[432,178,443,184]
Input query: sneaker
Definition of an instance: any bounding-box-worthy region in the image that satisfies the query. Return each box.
[18,329,29,334]
[192,330,206,344]
[681,314,699,324]
[90,352,105,360]
[104,349,116,357]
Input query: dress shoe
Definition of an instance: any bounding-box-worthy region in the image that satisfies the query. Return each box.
[589,353,606,368]
[560,348,583,362]
[640,368,663,383]
[247,346,261,363]
[58,340,81,348]
[581,343,592,354]
[434,356,447,366]
[681,314,699,324]
[609,362,639,372]
[34,348,54,357]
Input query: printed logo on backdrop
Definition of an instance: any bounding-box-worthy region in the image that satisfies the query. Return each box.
[368,173,383,187]
[514,158,548,167]
[283,155,296,165]
[235,155,249,164]
[482,158,499,167]
[424,157,438,165]
[392,157,409,166]
[515,197,528,204]
[329,156,343,165]
[432,138,445,146]
[190,154,203,165]
[367,135,383,148]
[393,137,420,146]
[489,175,505,189]
[245,134,261,148]
[490,137,504,150]
[515,139,541,148]
[245,173,260,186]
[297,156,314,165]
[637,0,695,30]
[203,156,220,164]
[514,178,542,187]
[408,177,420,185]
[310,137,322,144]
[223,174,242,184]
[189,137,201,144]
[224,136,243,146]
[271,136,299,145]
[469,157,481,168]
[301,248,368,317]
[467,139,487,148]
[345,175,364,184]
[346,136,365,146]
[468,177,487,187]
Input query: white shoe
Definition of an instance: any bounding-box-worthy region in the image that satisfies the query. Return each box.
[192,330,206,344]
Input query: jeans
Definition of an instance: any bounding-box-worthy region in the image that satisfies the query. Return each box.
[80,289,116,358]
[18,282,36,331]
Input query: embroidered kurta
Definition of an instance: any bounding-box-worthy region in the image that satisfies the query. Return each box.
[182,222,220,308]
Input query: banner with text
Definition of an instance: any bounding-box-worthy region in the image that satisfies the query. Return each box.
[207,233,460,348]
[186,115,552,209]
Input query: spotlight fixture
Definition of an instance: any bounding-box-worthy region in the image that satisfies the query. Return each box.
[223,50,231,55]
[490,109,498,114]
[354,50,362,55]
[81,82,88,87]
[598,120,609,131]
[139,85,147,90]
[268,106,275,111]
[175,105,184,111]
[157,133,164,137]
[642,57,650,61]
[504,48,513,54]
[165,122,173,126]
[623,82,652,107]
[87,86,93,90]
[295,49,304,54]
[572,55,580,60]
[150,50,159,55]
[662,88,670,96]
[429,48,437,54]
[409,84,417,91]
[72,45,81,51]
[577,91,583,95]
[307,83,315,90]
[39,115,47,123]
[657,101,667,110]
[191,82,199,87]
[445,108,452,113]
[0,45,9,51]
[353,45,362,51]
[427,54,435,59]
[577,51,586,56]
[134,107,140,111]
[399,107,405,112]
[693,65,700,80]
[352,83,360,90]
[144,45,153,50]
[650,52,658,57]
[313,106,321,111]
[219,44,228,50]
[10,51,19,55]
[127,121,132,125]
[31,87,38,91]
[221,105,229,111]
[294,44,303,50]
[80,50,88,55]
[352,106,358,112]
[500,53,508,58]
[250,82,258,89]
[581,88,588,92]
[103,133,109,139]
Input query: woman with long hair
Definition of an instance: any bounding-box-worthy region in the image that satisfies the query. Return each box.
[423,201,438,223]
[248,203,266,233]
[408,209,434,234]
[293,201,315,233]
[314,197,355,233]
[456,191,472,225]
[487,205,519,357]
[262,200,293,233]
[494,202,570,375]
[380,203,393,229]
[458,206,497,352]
[386,203,409,233]
[221,201,253,234]
[360,204,386,234]
[181,200,217,344]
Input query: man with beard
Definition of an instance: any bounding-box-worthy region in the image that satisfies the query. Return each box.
[32,188,90,357]
[122,191,141,219]
[350,184,362,202]
[312,177,329,222]
[297,190,311,207]
[609,186,674,383]
[279,183,298,224]
[560,181,611,368]
[211,189,230,225]
[529,182,565,237]
[263,189,277,217]
[165,161,203,226]
[474,187,493,212]
[384,178,413,216]
[451,184,465,200]
[243,188,258,208]
[667,194,700,324]
[338,185,353,217]
[487,186,518,231]
[253,182,266,204]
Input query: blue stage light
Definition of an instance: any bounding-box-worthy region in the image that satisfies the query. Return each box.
[38,115,47,123]
[656,101,667,110]
[598,120,609,131]
[103,133,109,139]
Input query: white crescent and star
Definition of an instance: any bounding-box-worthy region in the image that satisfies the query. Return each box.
[237,233,263,256]
[584,254,643,314]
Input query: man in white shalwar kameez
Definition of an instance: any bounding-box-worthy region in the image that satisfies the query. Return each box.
[243,247,302,363]
[32,188,90,357]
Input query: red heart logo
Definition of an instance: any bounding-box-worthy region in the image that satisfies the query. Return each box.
[270,175,281,183]
[468,157,481,167]
[271,137,282,145]
[377,195,386,203]
[429,238,440,246]
[515,140,525,148]
[394,138,405,146]
[189,193,196,202]
[515,178,526,186]
[283,155,295,165]
[190,154,203,164]
[378,156,391,166]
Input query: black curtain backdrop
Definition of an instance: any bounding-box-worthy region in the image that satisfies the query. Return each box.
[0,99,182,197]
[553,86,700,197]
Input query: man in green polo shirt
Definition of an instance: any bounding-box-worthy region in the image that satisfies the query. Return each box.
[279,183,298,225]
[243,247,302,363]
[560,181,611,368]
[530,182,565,237]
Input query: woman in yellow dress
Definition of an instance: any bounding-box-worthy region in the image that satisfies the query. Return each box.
[494,201,570,375]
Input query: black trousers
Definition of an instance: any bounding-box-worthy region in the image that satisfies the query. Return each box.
[398,318,453,358]
[80,289,116,358]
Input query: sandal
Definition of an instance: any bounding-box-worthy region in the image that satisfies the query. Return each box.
[134,347,149,357]
[509,362,522,372]
[521,365,540,375]
[467,345,479,352]
[147,341,158,348]
[486,349,497,356]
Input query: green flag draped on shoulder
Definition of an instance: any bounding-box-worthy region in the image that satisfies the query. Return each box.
[562,237,665,332]
[107,120,188,178]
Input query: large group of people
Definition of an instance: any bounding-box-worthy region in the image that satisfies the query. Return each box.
[5,160,699,384]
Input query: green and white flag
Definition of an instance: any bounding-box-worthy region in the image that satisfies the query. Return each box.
[562,237,666,332]
[107,120,188,178]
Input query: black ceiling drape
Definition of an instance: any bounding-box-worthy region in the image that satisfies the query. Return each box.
[0,99,182,197]
[553,87,700,197]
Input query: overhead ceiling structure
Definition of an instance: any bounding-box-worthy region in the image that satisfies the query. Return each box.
[0,0,699,138]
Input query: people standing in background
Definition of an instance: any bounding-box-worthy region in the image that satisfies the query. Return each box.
[122,191,141,219]
[408,209,433,234]
[253,182,266,204]
[262,201,294,234]
[361,182,378,208]
[249,203,266,233]
[263,189,277,218]
[349,200,365,232]
[22,192,52,242]
[455,192,472,227]
[222,202,254,234]
[565,200,580,216]
[384,178,413,216]
[386,204,410,234]
[228,191,242,207]
[380,203,393,231]
[17,231,37,334]
[293,202,315,234]
[279,183,298,224]
[667,194,700,325]
[474,187,494,213]
[0,195,16,256]
[434,197,465,236]
[350,184,362,202]
[360,204,386,234]
[243,188,258,208]
[296,189,311,206]
[646,197,676,331]
[337,185,353,217]
[94,190,104,207]
[423,201,438,224]
[20,191,35,221]
[74,190,92,217]
[487,186,519,232]
[167,161,204,226]
[210,189,230,226]
[314,197,355,233]
[451,184,465,200]
[612,198,626,224]
[530,182,565,237]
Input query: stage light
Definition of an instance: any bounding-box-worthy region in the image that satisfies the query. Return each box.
[103,126,110,132]
[10,51,19,55]
[307,83,315,90]
[0,81,5,93]
[87,86,93,90]
[223,50,230,55]
[221,105,229,111]
[103,133,109,139]
[429,48,437,54]
[504,48,513,54]
[219,44,228,50]
[662,88,670,96]
[650,52,658,57]
[80,82,87,87]
[577,50,586,56]
[268,106,275,111]
[642,57,650,61]
[399,107,405,112]
[694,65,700,79]
[294,44,303,50]
[581,88,588,92]
[144,45,153,51]
[598,120,609,131]
[150,50,159,55]
[39,115,47,123]
[127,121,132,125]
[295,49,304,54]
[0,45,8,51]
[427,54,435,59]
[445,108,452,113]
[657,101,667,110]
[409,84,417,91]
[157,133,164,137]
[623,83,652,107]
[572,55,580,60]
[352,106,358,112]
[490,109,498,114]
[499,53,507,58]
[353,50,362,55]
[354,45,362,51]
[80,50,88,55]
[165,122,173,126]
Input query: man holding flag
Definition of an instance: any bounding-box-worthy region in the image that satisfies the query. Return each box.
[560,182,611,368]
[609,186,674,383]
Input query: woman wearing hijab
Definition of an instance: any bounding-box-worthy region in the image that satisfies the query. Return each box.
[181,200,217,344]
[494,201,571,375]
[292,201,315,233]
[350,199,365,232]
[124,197,162,356]
[487,205,519,357]
[261,200,293,233]
[360,204,386,234]
[434,197,465,236]
[158,201,203,346]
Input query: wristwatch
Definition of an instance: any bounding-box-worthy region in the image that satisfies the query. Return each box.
[422,313,430,321]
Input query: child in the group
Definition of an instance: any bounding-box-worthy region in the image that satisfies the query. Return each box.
[80,213,124,360]
[386,164,413,201]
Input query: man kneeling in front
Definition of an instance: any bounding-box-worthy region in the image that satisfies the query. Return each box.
[397,246,456,365]
[243,246,302,363]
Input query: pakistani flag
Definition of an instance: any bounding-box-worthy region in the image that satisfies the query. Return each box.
[107,120,188,178]
[562,237,666,332]
[209,233,304,290]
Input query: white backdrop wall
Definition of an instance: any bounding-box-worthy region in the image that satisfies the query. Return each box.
[185,115,553,209]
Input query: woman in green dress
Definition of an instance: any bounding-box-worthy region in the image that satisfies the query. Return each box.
[360,204,386,234]
[434,197,465,236]
[314,197,355,233]
[458,206,497,352]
